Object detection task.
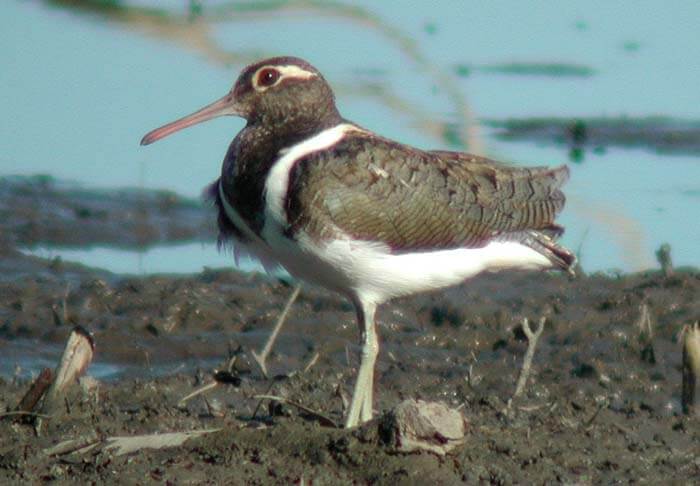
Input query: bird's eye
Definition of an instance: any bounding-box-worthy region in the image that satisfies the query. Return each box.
[257,68,280,88]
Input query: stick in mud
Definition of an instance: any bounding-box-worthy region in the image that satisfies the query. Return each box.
[251,283,302,378]
[253,394,339,428]
[681,322,700,416]
[13,368,53,418]
[508,316,546,408]
[635,302,656,364]
[655,243,674,278]
[40,326,95,417]
[178,356,242,407]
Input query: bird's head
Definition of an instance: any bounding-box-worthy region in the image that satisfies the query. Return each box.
[141,56,340,145]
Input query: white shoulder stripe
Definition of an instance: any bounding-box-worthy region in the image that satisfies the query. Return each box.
[263,123,360,228]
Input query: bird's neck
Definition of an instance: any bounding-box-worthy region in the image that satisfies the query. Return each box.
[218,115,343,235]
[243,110,344,158]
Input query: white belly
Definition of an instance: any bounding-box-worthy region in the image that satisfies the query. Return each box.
[220,123,555,304]
[261,223,553,305]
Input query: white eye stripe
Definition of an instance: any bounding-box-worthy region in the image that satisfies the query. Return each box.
[276,65,317,79]
[253,65,317,91]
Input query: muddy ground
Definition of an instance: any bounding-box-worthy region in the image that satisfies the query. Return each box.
[0,176,698,484]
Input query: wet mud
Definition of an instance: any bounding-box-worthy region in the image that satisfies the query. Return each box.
[1,177,699,483]
[485,116,700,157]
[0,175,213,249]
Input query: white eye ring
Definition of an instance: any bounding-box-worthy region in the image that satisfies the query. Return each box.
[255,67,280,90]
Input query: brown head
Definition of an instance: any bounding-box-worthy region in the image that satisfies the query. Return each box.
[141,56,341,145]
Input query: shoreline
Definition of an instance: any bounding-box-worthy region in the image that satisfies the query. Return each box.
[1,175,698,482]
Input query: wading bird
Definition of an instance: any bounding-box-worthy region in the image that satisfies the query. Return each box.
[141,56,574,428]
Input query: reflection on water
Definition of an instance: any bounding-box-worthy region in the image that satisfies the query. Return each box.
[21,242,268,276]
[3,0,700,273]
[0,337,222,382]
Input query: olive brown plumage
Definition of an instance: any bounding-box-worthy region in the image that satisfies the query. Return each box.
[286,134,572,267]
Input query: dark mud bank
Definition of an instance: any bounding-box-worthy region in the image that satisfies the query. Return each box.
[1,249,699,482]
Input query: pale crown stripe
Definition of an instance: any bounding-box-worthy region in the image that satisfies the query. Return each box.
[277,65,317,79]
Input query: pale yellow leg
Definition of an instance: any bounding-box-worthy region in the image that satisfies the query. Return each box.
[344,299,378,428]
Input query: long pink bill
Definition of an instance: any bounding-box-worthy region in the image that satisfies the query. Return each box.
[140,93,240,146]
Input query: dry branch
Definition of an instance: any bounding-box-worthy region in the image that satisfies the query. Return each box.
[509,317,546,407]
[43,429,221,457]
[178,356,241,407]
[103,429,221,456]
[253,394,339,428]
[40,326,94,417]
[13,368,53,417]
[681,322,700,416]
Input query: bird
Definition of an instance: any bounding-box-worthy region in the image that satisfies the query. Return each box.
[141,56,575,428]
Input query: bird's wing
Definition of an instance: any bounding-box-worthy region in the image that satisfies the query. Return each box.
[285,132,570,253]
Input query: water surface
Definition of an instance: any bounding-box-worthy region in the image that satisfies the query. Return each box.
[4,0,699,273]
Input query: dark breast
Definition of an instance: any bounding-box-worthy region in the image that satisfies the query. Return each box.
[203,178,245,247]
[204,134,269,247]
[215,132,277,239]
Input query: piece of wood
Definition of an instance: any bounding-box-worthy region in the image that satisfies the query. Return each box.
[510,317,546,405]
[103,429,221,456]
[14,368,53,417]
[40,326,94,417]
[253,394,339,428]
[681,322,700,416]
[379,399,468,455]
[43,432,100,456]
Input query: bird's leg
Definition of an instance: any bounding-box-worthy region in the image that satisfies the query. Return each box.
[360,316,376,424]
[251,283,301,378]
[344,298,378,428]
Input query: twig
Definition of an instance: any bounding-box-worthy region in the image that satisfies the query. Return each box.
[0,411,52,420]
[178,382,219,407]
[62,283,71,325]
[103,429,221,456]
[302,352,320,374]
[584,400,607,427]
[251,381,277,420]
[635,302,654,340]
[517,403,549,413]
[681,322,700,416]
[178,357,241,407]
[636,302,656,364]
[611,422,636,437]
[655,243,674,277]
[509,317,546,406]
[251,283,301,378]
[334,383,349,413]
[43,433,100,457]
[14,368,53,416]
[253,394,339,428]
[39,326,94,420]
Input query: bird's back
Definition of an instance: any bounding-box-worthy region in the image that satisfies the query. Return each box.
[284,129,574,272]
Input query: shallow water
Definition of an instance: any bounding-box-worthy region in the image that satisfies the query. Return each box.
[4,1,700,274]
[21,242,264,276]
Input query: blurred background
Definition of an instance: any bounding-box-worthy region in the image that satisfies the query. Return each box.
[3,0,700,274]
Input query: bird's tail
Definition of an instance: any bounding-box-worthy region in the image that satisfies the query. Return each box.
[525,229,576,275]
